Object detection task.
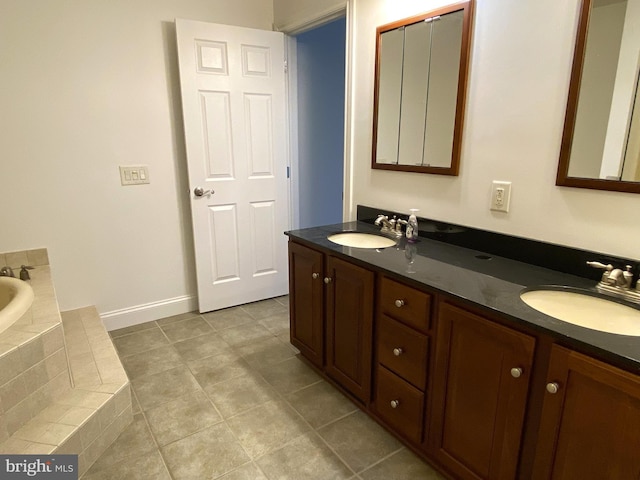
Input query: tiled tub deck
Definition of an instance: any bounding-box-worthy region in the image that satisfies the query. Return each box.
[0,249,132,477]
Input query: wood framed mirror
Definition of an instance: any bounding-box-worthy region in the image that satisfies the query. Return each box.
[371,1,473,175]
[557,0,640,193]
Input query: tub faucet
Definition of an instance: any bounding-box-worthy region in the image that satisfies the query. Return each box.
[0,266,15,277]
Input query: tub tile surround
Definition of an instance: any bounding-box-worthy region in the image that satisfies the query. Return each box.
[0,248,132,478]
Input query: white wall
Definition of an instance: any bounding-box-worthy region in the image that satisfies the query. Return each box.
[347,0,640,261]
[0,0,273,322]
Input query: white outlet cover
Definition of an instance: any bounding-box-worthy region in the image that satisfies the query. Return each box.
[490,181,511,212]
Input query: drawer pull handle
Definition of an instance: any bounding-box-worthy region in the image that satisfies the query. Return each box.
[546,382,559,394]
[390,399,400,409]
[324,277,332,284]
[312,273,320,279]
[394,299,405,308]
[393,348,403,356]
[510,367,523,378]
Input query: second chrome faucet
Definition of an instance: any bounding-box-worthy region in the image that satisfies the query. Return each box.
[587,261,640,304]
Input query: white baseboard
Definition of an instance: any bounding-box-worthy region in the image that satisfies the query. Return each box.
[100,295,197,331]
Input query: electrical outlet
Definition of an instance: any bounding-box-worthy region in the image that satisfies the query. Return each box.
[119,166,150,186]
[490,181,511,212]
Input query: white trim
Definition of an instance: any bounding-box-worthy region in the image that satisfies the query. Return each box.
[100,295,197,331]
[285,35,300,230]
[343,0,356,221]
[277,4,346,35]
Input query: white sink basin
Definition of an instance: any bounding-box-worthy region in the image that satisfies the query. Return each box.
[0,276,34,335]
[327,232,396,249]
[520,289,640,336]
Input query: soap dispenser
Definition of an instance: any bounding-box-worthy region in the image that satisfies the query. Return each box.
[406,209,419,243]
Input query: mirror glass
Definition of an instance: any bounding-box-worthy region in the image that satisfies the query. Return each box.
[372,2,472,175]
[558,0,640,192]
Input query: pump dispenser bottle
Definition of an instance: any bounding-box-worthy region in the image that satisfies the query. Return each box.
[407,209,419,243]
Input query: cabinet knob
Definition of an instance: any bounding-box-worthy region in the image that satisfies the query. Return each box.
[312,273,319,279]
[393,347,403,356]
[546,382,559,394]
[510,367,523,378]
[324,277,332,284]
[394,299,405,308]
[390,399,400,409]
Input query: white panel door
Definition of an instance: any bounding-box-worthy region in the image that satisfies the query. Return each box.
[176,19,289,313]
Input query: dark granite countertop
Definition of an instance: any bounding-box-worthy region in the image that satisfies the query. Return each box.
[286,221,640,373]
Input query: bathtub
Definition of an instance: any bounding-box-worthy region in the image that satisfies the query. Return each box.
[0,275,34,334]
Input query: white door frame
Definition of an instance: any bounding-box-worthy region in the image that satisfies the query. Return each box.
[281,1,355,229]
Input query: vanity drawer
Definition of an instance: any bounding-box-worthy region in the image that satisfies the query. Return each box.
[375,365,424,444]
[377,314,428,390]
[379,276,431,332]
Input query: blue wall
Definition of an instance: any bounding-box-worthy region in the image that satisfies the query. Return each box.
[296,17,346,228]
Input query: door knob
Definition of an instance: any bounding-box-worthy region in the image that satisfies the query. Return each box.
[312,273,320,279]
[390,400,400,409]
[324,277,332,284]
[510,367,523,378]
[546,382,560,394]
[393,348,403,356]
[193,187,214,197]
[394,299,405,308]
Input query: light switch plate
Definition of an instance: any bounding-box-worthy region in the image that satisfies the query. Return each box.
[490,181,511,212]
[119,166,150,185]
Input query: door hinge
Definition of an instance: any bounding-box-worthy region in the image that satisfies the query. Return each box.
[284,60,288,73]
[287,166,290,178]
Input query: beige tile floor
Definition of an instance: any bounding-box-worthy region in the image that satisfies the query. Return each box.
[84,296,445,479]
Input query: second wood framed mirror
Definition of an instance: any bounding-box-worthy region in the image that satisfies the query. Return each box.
[557,0,640,193]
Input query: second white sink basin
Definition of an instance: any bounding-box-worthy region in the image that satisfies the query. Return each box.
[328,232,396,249]
[520,289,640,336]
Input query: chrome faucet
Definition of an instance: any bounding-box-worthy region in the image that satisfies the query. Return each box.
[375,215,393,232]
[375,215,405,238]
[587,261,640,303]
[0,266,15,277]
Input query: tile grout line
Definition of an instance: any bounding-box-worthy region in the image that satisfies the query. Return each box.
[234,352,360,478]
[135,389,177,480]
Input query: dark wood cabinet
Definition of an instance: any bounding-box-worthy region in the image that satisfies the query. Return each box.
[533,345,640,479]
[324,255,375,404]
[288,238,640,479]
[429,302,535,480]
[288,241,374,403]
[288,242,325,367]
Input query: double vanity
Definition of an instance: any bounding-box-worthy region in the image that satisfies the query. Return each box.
[286,207,640,479]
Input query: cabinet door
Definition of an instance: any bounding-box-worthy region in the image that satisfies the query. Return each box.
[325,255,375,403]
[533,345,640,479]
[288,242,324,367]
[429,302,535,480]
